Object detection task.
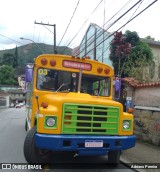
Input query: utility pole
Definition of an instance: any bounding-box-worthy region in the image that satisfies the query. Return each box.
[34,21,57,54]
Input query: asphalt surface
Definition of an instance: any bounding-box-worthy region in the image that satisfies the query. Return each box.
[0,107,136,172]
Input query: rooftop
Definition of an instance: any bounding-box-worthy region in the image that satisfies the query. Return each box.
[122,77,160,88]
[141,38,160,47]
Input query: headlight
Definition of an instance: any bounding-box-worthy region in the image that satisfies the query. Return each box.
[123,121,130,130]
[46,117,56,127]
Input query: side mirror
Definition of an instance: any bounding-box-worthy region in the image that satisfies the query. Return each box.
[25,64,33,82]
[114,77,121,100]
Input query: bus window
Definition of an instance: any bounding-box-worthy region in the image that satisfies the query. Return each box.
[37,68,72,91]
[81,75,110,96]
[36,68,110,96]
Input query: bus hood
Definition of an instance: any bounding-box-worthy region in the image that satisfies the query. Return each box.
[40,92,122,108]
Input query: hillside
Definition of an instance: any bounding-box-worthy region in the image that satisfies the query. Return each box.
[0,43,72,66]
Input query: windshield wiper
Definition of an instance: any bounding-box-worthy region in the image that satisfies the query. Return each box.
[56,82,70,92]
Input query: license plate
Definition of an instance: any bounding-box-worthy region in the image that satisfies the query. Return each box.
[85,140,103,148]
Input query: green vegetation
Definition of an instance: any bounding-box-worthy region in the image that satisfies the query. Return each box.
[0,43,72,85]
[109,30,153,78]
[0,43,72,66]
[145,35,155,40]
[0,65,18,85]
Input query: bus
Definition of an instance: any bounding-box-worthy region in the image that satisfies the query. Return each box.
[24,54,136,164]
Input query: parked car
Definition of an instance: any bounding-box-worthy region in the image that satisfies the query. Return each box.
[19,103,24,107]
[15,104,21,108]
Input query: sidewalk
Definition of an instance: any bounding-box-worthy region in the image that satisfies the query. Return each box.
[120,140,160,172]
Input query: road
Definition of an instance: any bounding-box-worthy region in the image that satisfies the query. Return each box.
[0,107,136,172]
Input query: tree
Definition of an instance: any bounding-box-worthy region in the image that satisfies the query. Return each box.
[13,46,18,68]
[2,53,14,66]
[122,53,151,82]
[0,65,18,85]
[145,35,155,40]
[109,30,153,77]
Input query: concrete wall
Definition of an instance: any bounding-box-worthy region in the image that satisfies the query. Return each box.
[134,109,160,146]
[133,87,160,146]
[135,87,160,107]
[0,95,10,108]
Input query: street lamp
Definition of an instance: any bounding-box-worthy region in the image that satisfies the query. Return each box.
[20,37,44,53]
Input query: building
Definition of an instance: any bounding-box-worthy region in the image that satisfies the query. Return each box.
[0,84,19,92]
[141,38,160,82]
[121,39,160,146]
[18,75,25,91]
[78,23,114,66]
[0,84,26,107]
[0,91,10,108]
[8,89,26,107]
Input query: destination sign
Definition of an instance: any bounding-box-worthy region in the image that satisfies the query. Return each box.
[63,60,92,71]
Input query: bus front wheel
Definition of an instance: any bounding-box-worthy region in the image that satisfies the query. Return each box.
[23,126,52,164]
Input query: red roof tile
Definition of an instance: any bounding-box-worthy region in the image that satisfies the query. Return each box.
[122,77,160,88]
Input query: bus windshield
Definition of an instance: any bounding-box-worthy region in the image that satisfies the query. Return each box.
[37,68,110,96]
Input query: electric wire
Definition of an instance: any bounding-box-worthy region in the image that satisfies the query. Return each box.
[101,0,106,62]
[101,0,154,62]
[62,0,104,53]
[121,0,145,31]
[98,0,145,62]
[42,24,54,34]
[73,0,135,56]
[76,0,143,57]
[0,33,23,45]
[86,0,158,58]
[66,0,119,50]
[58,0,81,46]
[71,0,133,56]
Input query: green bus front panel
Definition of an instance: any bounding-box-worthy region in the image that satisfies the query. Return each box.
[62,103,119,135]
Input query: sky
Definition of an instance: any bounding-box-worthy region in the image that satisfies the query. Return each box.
[0,0,159,50]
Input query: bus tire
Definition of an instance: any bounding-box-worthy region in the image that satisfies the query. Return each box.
[24,126,52,164]
[108,150,121,164]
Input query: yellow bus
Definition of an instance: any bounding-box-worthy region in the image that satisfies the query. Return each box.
[24,54,136,164]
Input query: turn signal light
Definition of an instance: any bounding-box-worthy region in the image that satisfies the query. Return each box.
[41,102,48,108]
[104,68,110,74]
[41,58,48,65]
[64,116,71,124]
[50,59,56,66]
[128,108,134,113]
[97,67,103,73]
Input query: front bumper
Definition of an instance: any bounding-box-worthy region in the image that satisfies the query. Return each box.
[35,134,136,155]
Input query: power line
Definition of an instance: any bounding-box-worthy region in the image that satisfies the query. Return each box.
[66,0,122,50]
[121,0,145,31]
[77,0,143,57]
[87,0,158,58]
[72,0,134,56]
[34,21,57,53]
[42,24,54,34]
[58,0,81,46]
[0,33,23,45]
[62,0,104,53]
[69,0,133,55]
[98,0,145,61]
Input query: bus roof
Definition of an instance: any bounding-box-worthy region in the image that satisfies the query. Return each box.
[34,54,114,77]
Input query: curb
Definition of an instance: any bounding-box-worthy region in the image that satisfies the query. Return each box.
[120,157,146,172]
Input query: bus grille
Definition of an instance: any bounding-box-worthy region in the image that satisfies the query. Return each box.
[62,103,119,135]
